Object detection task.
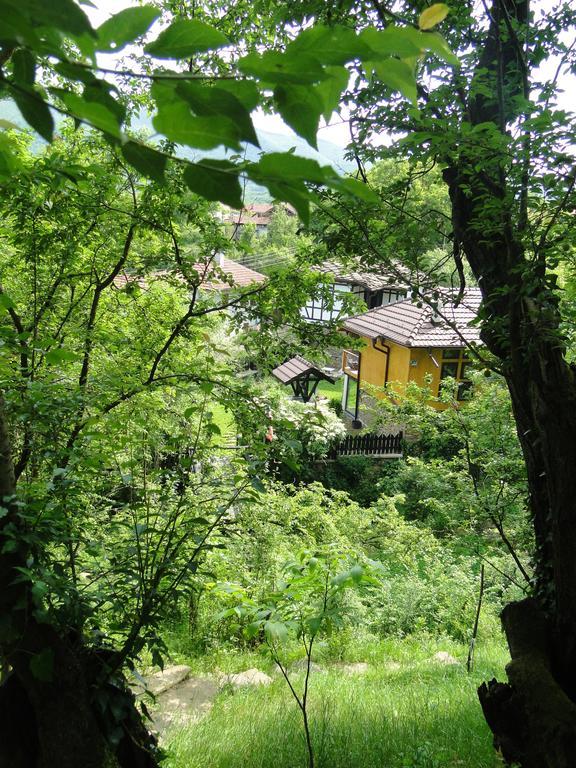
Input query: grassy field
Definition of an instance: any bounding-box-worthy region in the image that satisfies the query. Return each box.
[163,635,506,768]
[316,377,344,404]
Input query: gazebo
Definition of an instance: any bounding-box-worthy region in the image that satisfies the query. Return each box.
[271,355,336,402]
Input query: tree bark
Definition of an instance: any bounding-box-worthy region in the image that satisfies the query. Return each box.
[0,391,159,768]
[444,0,576,762]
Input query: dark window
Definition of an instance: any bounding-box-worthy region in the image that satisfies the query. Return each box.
[439,349,473,401]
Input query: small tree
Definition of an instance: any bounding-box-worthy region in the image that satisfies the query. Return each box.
[215,548,379,768]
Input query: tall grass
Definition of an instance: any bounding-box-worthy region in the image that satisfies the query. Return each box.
[162,636,506,768]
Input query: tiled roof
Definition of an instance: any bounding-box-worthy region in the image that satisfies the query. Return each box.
[317,260,414,291]
[199,257,266,291]
[224,203,296,226]
[272,355,334,384]
[113,258,266,292]
[342,288,482,348]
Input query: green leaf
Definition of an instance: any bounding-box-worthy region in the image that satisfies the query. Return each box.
[52,89,122,137]
[10,86,54,142]
[371,58,417,105]
[97,5,161,52]
[324,175,380,203]
[29,648,54,682]
[0,292,15,310]
[253,153,326,184]
[214,80,260,111]
[365,27,458,66]
[121,141,167,183]
[286,25,372,65]
[316,65,349,123]
[239,50,329,85]
[45,347,79,365]
[177,82,259,147]
[264,620,288,643]
[306,615,323,635]
[350,564,364,582]
[53,61,97,85]
[418,31,459,66]
[153,104,240,150]
[29,0,94,38]
[145,18,228,59]
[360,27,423,59]
[419,3,449,30]
[245,621,262,639]
[183,159,244,208]
[273,84,323,148]
[261,182,311,226]
[12,48,36,86]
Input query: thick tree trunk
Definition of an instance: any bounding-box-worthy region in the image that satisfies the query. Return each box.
[442,1,576,762]
[479,599,576,768]
[0,391,159,768]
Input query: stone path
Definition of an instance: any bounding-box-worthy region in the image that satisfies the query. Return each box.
[138,652,460,737]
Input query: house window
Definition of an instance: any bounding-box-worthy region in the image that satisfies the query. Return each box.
[343,350,360,376]
[302,283,350,323]
[439,348,472,400]
[367,289,406,308]
[343,374,359,417]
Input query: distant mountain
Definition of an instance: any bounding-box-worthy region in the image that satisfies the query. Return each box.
[1,101,355,202]
[130,113,355,202]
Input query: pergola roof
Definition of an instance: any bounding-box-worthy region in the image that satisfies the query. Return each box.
[272,355,334,385]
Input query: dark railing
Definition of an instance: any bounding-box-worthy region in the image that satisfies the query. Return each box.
[326,431,403,459]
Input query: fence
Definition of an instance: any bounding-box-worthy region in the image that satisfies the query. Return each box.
[326,431,403,459]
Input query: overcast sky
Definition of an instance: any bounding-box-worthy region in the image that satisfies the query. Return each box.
[86,0,574,149]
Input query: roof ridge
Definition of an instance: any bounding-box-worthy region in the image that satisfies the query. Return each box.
[343,295,413,323]
[406,303,430,346]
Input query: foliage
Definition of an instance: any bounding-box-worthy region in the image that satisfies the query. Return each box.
[238,384,347,473]
[213,548,378,767]
[0,0,450,223]
[366,373,532,581]
[165,635,507,768]
[0,130,313,682]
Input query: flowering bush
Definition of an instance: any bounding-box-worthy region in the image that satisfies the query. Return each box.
[247,383,346,467]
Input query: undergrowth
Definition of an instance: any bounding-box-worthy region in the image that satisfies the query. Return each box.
[162,635,507,768]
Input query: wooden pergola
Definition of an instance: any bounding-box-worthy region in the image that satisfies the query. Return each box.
[271,355,336,402]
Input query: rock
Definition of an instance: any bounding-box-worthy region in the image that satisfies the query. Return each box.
[223,668,273,687]
[153,676,219,734]
[432,651,459,666]
[289,659,325,674]
[338,662,369,675]
[136,664,192,696]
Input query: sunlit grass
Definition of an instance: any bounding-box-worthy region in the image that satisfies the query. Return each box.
[162,636,506,768]
[316,377,344,404]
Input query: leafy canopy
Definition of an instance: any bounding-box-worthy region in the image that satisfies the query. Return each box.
[0,1,454,223]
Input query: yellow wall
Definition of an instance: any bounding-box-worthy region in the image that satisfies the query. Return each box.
[346,337,451,410]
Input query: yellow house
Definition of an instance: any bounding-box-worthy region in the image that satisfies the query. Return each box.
[340,288,482,423]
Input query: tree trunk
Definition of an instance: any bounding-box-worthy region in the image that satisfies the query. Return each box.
[444,0,576,762]
[0,391,159,768]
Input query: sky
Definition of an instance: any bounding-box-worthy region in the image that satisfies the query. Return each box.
[86,0,575,149]
[86,0,353,147]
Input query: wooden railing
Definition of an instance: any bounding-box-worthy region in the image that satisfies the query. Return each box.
[327,431,403,459]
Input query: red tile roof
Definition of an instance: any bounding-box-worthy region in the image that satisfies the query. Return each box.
[198,257,266,291]
[114,257,266,293]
